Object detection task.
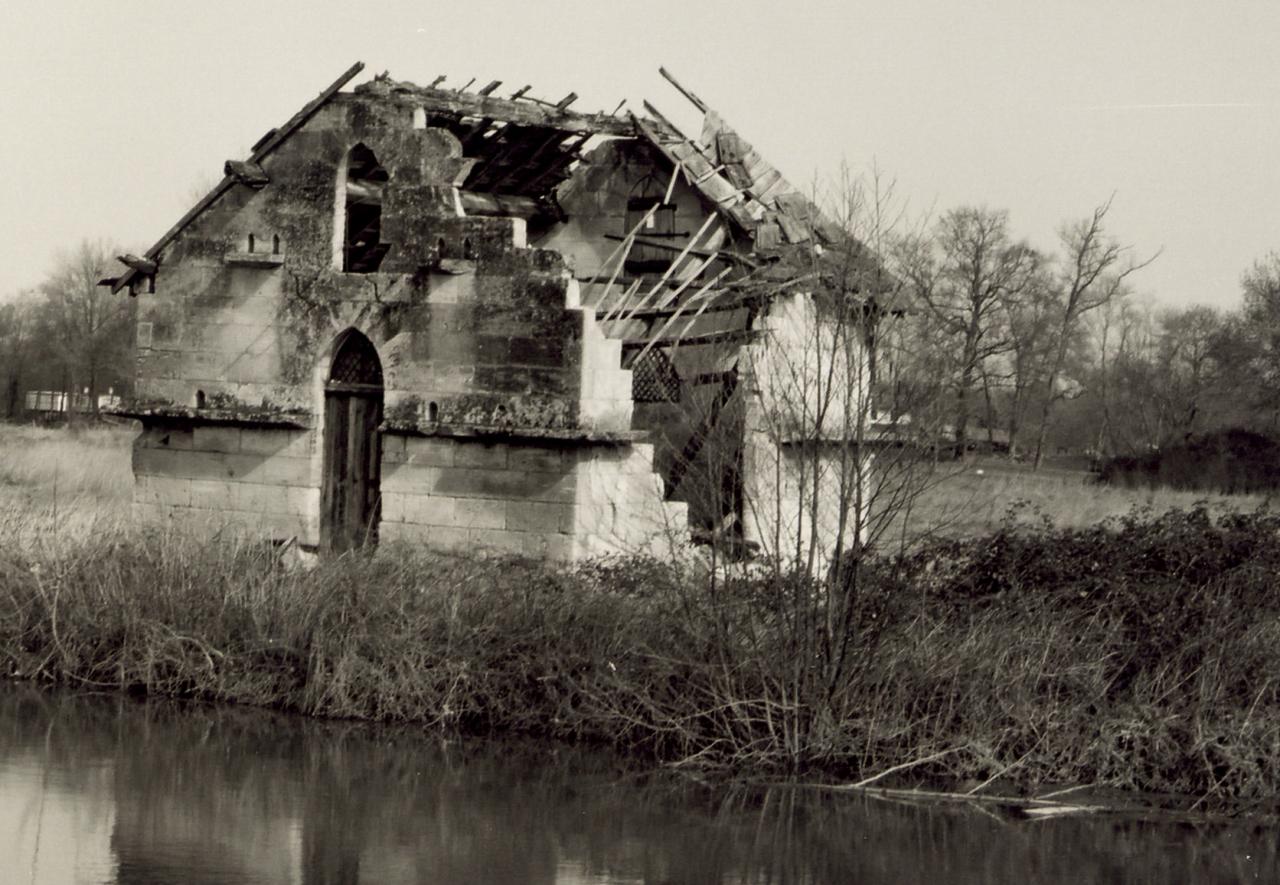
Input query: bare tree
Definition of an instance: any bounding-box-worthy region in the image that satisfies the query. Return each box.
[1239,253,1280,428]
[898,207,1039,455]
[1000,262,1058,457]
[0,292,40,417]
[38,239,135,415]
[1032,198,1156,468]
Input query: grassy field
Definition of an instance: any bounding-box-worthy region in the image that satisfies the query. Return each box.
[0,423,134,545]
[885,456,1272,546]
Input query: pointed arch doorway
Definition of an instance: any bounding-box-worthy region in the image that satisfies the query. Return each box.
[321,330,384,552]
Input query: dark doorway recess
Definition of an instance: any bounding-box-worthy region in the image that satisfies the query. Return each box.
[321,329,384,552]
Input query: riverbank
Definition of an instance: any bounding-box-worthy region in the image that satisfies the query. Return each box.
[4,504,1280,816]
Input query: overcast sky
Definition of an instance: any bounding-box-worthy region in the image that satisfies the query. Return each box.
[3,0,1277,309]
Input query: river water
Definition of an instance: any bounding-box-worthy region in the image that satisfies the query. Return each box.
[1,682,1275,884]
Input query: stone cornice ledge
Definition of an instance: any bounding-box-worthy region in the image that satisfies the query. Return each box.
[106,404,312,429]
[382,419,646,445]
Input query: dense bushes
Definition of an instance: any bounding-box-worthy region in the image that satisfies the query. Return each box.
[4,508,1280,813]
[1097,427,1280,493]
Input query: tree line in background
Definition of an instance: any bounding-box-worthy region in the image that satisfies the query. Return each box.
[0,240,135,419]
[878,198,1280,466]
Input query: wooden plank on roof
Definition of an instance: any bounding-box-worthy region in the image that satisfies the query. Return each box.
[112,60,367,293]
[775,212,812,244]
[621,327,760,351]
[623,297,758,322]
[750,168,788,204]
[602,234,757,267]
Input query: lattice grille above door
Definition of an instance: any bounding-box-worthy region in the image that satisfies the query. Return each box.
[328,331,383,387]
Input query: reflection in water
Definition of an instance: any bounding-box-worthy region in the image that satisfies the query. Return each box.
[1,682,1277,884]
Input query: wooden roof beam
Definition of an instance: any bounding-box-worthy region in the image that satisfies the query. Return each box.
[658,66,709,114]
[620,327,760,352]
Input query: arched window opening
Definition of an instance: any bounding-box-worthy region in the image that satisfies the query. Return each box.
[340,144,390,273]
[624,175,679,276]
[427,401,439,422]
[272,234,281,254]
[247,233,256,252]
[195,389,206,409]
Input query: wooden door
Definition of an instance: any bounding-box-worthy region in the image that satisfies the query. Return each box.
[321,331,383,553]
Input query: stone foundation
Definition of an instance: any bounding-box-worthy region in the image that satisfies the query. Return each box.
[132,425,686,560]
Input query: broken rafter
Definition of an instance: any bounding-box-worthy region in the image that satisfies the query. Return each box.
[513,133,590,196]
[469,127,566,192]
[617,253,719,326]
[602,234,757,268]
[631,267,734,364]
[658,66,709,114]
[639,101,715,164]
[399,83,634,137]
[590,200,666,313]
[620,326,759,353]
[618,213,720,322]
[622,291,765,322]
[476,80,502,96]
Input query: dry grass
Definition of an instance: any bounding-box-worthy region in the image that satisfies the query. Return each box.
[0,422,135,546]
[0,423,133,499]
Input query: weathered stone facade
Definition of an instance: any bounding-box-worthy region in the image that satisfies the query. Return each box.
[108,64,882,562]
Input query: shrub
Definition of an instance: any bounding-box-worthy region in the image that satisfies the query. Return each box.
[1097,427,1280,494]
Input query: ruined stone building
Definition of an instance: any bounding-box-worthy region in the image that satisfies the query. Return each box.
[105,62,886,561]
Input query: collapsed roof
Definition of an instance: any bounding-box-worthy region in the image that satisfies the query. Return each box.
[108,62,882,296]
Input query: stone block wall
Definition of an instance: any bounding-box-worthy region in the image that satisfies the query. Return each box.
[737,292,873,565]
[132,425,320,541]
[377,435,685,559]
